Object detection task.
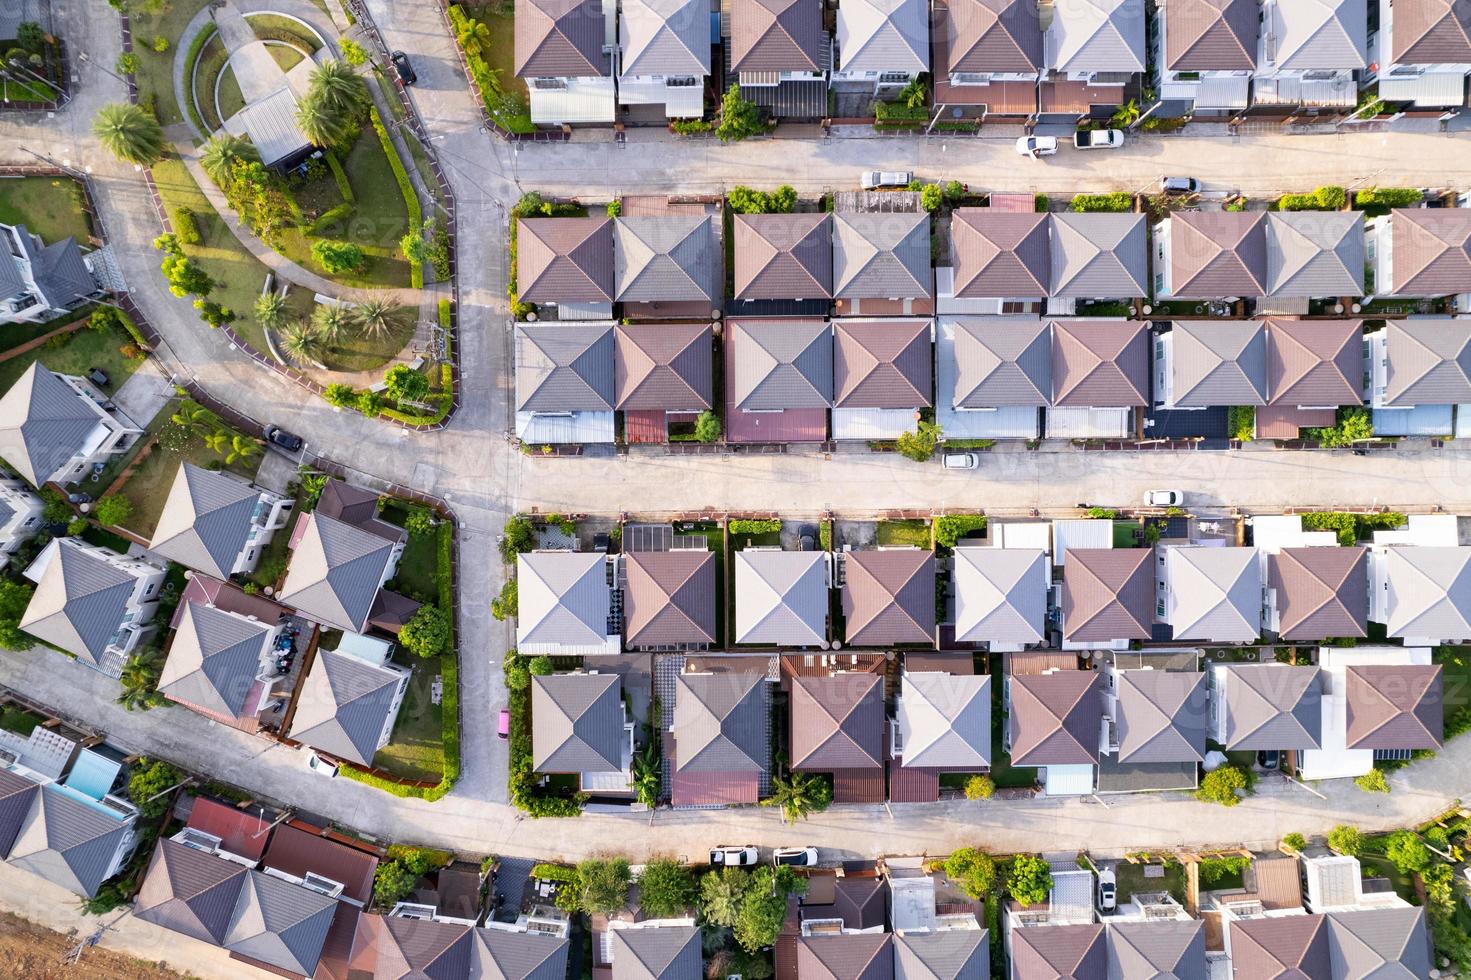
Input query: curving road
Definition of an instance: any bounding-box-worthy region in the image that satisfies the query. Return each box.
[1,0,1470,870]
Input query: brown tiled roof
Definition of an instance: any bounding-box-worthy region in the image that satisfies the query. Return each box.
[1344,664,1443,749]
[185,798,271,862]
[791,673,885,771]
[1392,0,1471,63]
[1008,651,1080,675]
[945,0,1044,74]
[1165,0,1259,70]
[314,903,361,980]
[887,761,941,802]
[1062,548,1153,643]
[731,0,824,72]
[515,0,609,77]
[1228,914,1329,979]
[1265,318,1364,407]
[671,767,760,806]
[734,214,833,300]
[1389,209,1471,297]
[1244,855,1304,911]
[262,824,378,905]
[1169,211,1268,299]
[316,479,380,527]
[1008,669,1102,766]
[624,550,717,648]
[1011,923,1105,979]
[950,210,1051,298]
[842,549,936,646]
[1050,319,1148,407]
[833,320,932,409]
[517,218,615,303]
[1267,547,1368,641]
[798,934,893,980]
[614,323,713,411]
[813,877,887,931]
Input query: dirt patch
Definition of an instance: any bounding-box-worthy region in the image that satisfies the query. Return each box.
[0,911,195,979]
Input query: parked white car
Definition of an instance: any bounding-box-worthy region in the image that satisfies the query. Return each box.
[1015,136,1059,158]
[773,847,819,867]
[1144,490,1184,507]
[304,751,339,778]
[861,170,913,190]
[1074,128,1124,149]
[710,845,759,867]
[1098,868,1117,912]
[942,452,978,470]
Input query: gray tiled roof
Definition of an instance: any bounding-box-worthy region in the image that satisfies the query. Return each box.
[1379,546,1471,640]
[0,768,39,859]
[223,868,339,976]
[953,547,1046,644]
[1169,320,1268,407]
[134,838,251,946]
[1383,319,1471,407]
[950,211,1050,298]
[516,552,613,650]
[1217,663,1323,749]
[1115,670,1207,763]
[19,539,141,667]
[614,216,721,304]
[278,513,395,633]
[837,0,929,75]
[1324,907,1431,978]
[148,464,266,578]
[892,929,987,980]
[516,323,616,412]
[620,0,712,76]
[951,317,1051,408]
[471,927,572,980]
[0,363,103,487]
[898,670,991,769]
[1265,0,1368,69]
[1265,212,1366,298]
[1048,213,1148,299]
[532,672,625,773]
[832,211,932,300]
[33,237,96,308]
[369,915,473,977]
[735,213,833,300]
[1105,919,1205,979]
[287,649,404,766]
[800,933,894,980]
[735,549,828,645]
[730,319,834,411]
[611,925,702,980]
[1010,923,1105,980]
[1166,546,1262,642]
[157,600,272,718]
[8,782,132,898]
[674,671,768,773]
[1046,0,1146,73]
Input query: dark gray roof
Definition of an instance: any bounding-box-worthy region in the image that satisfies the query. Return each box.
[730,319,833,411]
[833,211,932,300]
[135,838,251,946]
[1115,670,1207,764]
[0,242,23,298]
[148,464,266,578]
[1324,907,1431,979]
[614,216,721,304]
[0,768,40,859]
[1169,320,1268,407]
[532,672,625,773]
[7,782,133,898]
[1265,212,1366,298]
[223,869,339,976]
[1048,213,1148,299]
[1105,919,1206,979]
[0,363,105,487]
[278,513,396,633]
[157,600,272,718]
[1383,319,1471,406]
[1218,664,1323,750]
[472,927,572,980]
[19,539,141,667]
[287,649,404,766]
[892,930,988,980]
[620,0,711,76]
[516,323,616,412]
[674,671,768,773]
[33,237,96,307]
[612,926,702,980]
[951,317,1051,408]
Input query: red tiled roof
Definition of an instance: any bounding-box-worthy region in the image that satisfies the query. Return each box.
[263,824,379,905]
[185,797,272,862]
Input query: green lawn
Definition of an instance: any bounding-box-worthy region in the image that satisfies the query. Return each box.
[0,706,44,737]
[1,77,58,102]
[266,45,307,72]
[0,320,144,394]
[218,68,245,121]
[112,430,260,539]
[1112,861,1187,905]
[1436,646,1471,738]
[247,13,325,52]
[465,5,527,104]
[0,176,93,245]
[374,650,445,781]
[192,33,231,131]
[130,0,215,128]
[876,520,932,549]
[1357,854,1419,905]
[1113,522,1141,547]
[381,503,439,604]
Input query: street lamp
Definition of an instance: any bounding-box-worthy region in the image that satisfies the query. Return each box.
[76,50,128,85]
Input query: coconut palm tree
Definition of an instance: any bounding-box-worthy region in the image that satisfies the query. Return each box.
[311,302,353,344]
[765,771,833,823]
[353,293,405,340]
[116,649,165,711]
[170,400,218,438]
[223,434,263,465]
[200,132,260,185]
[279,321,325,366]
[92,102,166,165]
[457,17,492,58]
[295,94,353,149]
[306,59,370,118]
[254,291,288,330]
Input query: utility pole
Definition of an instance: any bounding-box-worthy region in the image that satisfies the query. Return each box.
[63,909,129,965]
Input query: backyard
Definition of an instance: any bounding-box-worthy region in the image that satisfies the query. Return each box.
[1111,860,1187,906]
[374,647,446,782]
[876,519,932,549]
[0,317,143,393]
[382,502,439,603]
[108,428,260,540]
[0,176,93,245]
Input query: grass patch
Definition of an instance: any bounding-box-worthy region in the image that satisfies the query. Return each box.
[0,176,93,244]
[0,706,45,737]
[875,520,931,549]
[113,433,259,540]
[0,320,143,394]
[192,32,230,132]
[266,45,307,73]
[130,0,215,127]
[1,77,57,102]
[217,66,245,122]
[246,13,324,52]
[81,524,135,554]
[1112,860,1186,906]
[1112,522,1140,547]
[373,648,445,782]
[1436,646,1471,741]
[1357,853,1418,905]
[382,506,438,603]
[989,656,1038,789]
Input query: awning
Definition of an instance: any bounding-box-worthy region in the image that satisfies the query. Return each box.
[1378,71,1467,108]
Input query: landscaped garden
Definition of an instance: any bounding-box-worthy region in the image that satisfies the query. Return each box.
[447,3,534,133]
[0,175,93,244]
[374,646,446,782]
[0,309,144,393]
[0,20,67,104]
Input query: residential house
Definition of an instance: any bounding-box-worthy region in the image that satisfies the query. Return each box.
[892,664,990,801]
[615,322,714,444]
[1102,661,1207,765]
[1367,318,1471,437]
[287,642,410,767]
[884,858,988,973]
[1371,0,1471,107]
[942,210,1051,311]
[1156,0,1259,112]
[1265,211,1366,299]
[1252,0,1367,110]
[932,0,1043,117]
[831,319,933,441]
[348,916,571,979]
[605,923,703,980]
[1258,318,1366,439]
[532,672,632,792]
[952,547,1047,649]
[0,362,143,487]
[515,0,616,125]
[1369,544,1471,644]
[517,551,620,655]
[1047,212,1149,302]
[0,223,100,325]
[793,874,893,978]
[618,0,711,119]
[263,822,378,909]
[1302,852,1415,913]
[1007,667,1102,795]
[669,668,770,806]
[148,463,292,579]
[1265,545,1369,641]
[728,0,829,120]
[1059,547,1153,649]
[1297,646,1442,780]
[1158,545,1263,643]
[1046,318,1149,439]
[735,549,829,645]
[831,211,934,316]
[725,319,833,443]
[613,215,723,317]
[733,213,834,306]
[842,548,935,647]
[937,316,1050,441]
[1154,319,1268,411]
[514,322,617,445]
[1101,918,1206,978]
[0,478,42,570]
[19,537,165,676]
[515,216,615,318]
[156,598,283,730]
[1152,210,1268,301]
[622,548,717,649]
[833,0,929,94]
[1202,852,1304,921]
[1366,207,1471,308]
[1003,865,1098,970]
[1041,0,1145,115]
[789,663,886,802]
[1210,662,1323,751]
[277,508,406,635]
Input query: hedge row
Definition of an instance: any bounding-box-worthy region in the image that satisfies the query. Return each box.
[326,150,354,204]
[369,105,423,288]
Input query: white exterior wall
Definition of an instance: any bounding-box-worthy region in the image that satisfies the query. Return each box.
[0,480,43,563]
[617,75,705,117]
[46,374,143,486]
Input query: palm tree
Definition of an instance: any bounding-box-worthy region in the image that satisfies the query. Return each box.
[306,59,370,118]
[1110,99,1141,127]
[457,18,492,58]
[353,293,405,340]
[311,302,353,344]
[765,771,832,823]
[116,649,165,711]
[279,321,325,366]
[295,94,353,149]
[92,102,166,165]
[254,291,288,330]
[170,400,218,438]
[200,132,260,184]
[631,744,660,808]
[223,434,263,465]
[202,428,229,455]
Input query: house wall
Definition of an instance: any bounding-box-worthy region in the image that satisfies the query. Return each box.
[0,480,43,560]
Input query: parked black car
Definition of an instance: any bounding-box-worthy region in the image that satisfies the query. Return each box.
[264,425,304,452]
[391,51,417,85]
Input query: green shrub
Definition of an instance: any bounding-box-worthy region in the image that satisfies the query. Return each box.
[727,185,798,214]
[935,515,986,549]
[1279,185,1347,211]
[920,184,942,213]
[874,99,928,123]
[694,410,722,443]
[1034,193,1049,212]
[1355,768,1390,794]
[943,848,996,899]
[716,85,766,142]
[399,604,450,658]
[171,207,201,245]
[1305,406,1373,448]
[896,420,940,461]
[1007,855,1052,907]
[1229,405,1255,442]
[340,38,368,67]
[1196,765,1250,806]
[500,515,537,561]
[730,519,781,535]
[1282,833,1307,852]
[1385,830,1430,873]
[1300,511,1405,546]
[1355,187,1422,209]
[963,775,994,800]
[1069,192,1133,213]
[311,239,365,274]
[324,382,357,408]
[305,202,354,236]
[671,118,714,135]
[1327,825,1364,856]
[1196,855,1251,886]
[93,495,133,527]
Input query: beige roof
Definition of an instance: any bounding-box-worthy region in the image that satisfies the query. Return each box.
[949,210,1050,298]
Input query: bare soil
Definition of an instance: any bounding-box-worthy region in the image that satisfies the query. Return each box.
[0,911,195,980]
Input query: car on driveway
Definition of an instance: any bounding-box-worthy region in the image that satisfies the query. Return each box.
[305,752,339,778]
[1098,868,1116,913]
[1074,129,1124,149]
[391,51,417,85]
[943,452,978,470]
[1162,177,1202,195]
[1144,489,1184,507]
[773,847,819,867]
[710,845,759,867]
[1015,135,1059,158]
[861,171,912,190]
[265,425,304,453]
